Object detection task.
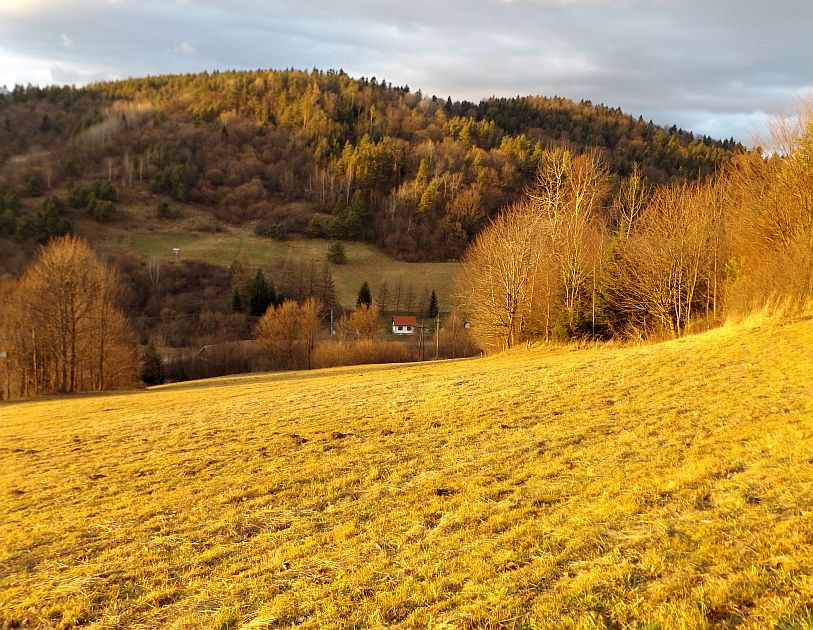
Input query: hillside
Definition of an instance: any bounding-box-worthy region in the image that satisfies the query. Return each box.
[2,318,812,628]
[0,69,741,268]
[126,233,458,311]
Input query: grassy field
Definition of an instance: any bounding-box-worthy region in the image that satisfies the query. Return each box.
[125,232,460,311]
[2,318,813,628]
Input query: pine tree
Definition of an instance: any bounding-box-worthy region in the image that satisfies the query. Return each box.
[232,288,243,312]
[249,269,276,316]
[318,263,337,308]
[415,159,430,186]
[356,281,373,307]
[141,340,165,385]
[427,289,439,318]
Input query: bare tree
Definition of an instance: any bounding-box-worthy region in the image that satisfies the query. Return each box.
[300,297,324,369]
[376,280,390,312]
[530,149,609,334]
[256,300,301,369]
[348,303,380,341]
[456,201,545,351]
[0,236,138,397]
[724,103,813,314]
[603,181,718,337]
[611,164,650,239]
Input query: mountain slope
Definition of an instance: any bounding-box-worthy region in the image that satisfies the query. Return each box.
[0,69,742,265]
[1,318,812,628]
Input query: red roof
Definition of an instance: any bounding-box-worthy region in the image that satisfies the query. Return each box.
[392,315,417,326]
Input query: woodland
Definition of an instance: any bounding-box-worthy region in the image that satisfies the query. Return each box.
[0,68,738,264]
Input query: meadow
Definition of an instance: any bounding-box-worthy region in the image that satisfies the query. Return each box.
[1,317,812,628]
[125,231,460,311]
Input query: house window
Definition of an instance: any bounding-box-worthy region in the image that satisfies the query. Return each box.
[397,326,403,331]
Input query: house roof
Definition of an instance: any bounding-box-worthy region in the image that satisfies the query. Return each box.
[392,315,418,327]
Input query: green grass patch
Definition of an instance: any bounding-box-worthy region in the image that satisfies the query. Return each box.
[127,232,460,310]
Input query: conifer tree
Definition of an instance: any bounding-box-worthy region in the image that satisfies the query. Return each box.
[141,340,165,385]
[427,289,439,318]
[232,288,243,312]
[249,269,276,316]
[356,281,373,307]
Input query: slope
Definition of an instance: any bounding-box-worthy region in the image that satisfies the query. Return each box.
[1,318,812,628]
[0,70,741,267]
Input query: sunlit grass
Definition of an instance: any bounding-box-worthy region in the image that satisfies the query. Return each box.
[2,319,812,628]
[126,232,459,310]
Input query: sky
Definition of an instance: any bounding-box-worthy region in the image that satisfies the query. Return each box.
[1,0,811,144]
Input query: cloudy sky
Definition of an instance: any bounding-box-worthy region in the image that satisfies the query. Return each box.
[1,0,811,143]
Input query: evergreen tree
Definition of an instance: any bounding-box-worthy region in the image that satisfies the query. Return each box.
[356,281,373,307]
[232,288,243,312]
[3,190,20,212]
[141,340,165,385]
[327,242,347,264]
[249,269,276,316]
[427,289,439,318]
[14,195,72,243]
[415,158,430,185]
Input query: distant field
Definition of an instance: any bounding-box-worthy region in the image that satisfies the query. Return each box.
[126,232,461,310]
[2,318,813,628]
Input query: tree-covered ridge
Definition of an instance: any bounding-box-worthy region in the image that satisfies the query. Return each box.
[0,68,742,261]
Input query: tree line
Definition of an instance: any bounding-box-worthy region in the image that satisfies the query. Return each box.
[458,106,813,351]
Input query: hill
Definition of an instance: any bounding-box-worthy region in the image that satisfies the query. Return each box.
[0,69,741,268]
[2,317,811,628]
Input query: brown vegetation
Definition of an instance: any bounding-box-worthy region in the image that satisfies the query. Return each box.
[458,107,813,350]
[0,235,138,398]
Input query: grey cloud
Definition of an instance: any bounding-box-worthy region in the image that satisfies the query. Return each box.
[1,0,811,142]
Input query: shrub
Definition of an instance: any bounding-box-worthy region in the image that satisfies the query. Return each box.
[327,242,347,264]
[87,197,116,221]
[156,200,171,218]
[312,339,417,369]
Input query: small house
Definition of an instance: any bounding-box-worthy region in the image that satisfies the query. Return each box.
[391,315,417,335]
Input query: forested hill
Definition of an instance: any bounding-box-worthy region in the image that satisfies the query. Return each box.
[0,68,742,261]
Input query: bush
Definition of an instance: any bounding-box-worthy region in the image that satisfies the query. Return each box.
[306,215,327,238]
[327,242,347,264]
[255,221,287,239]
[87,197,116,221]
[313,339,418,368]
[68,186,91,209]
[156,200,171,218]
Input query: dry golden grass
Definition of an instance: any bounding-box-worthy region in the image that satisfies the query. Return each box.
[2,319,813,629]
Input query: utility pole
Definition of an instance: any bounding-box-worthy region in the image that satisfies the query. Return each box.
[435,313,440,360]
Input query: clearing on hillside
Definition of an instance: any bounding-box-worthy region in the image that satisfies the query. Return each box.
[125,232,460,310]
[1,319,812,628]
